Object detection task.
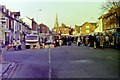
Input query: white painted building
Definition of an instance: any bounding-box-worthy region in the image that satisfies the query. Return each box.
[94,18,103,33]
[0,5,6,44]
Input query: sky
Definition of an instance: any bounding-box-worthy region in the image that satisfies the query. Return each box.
[0,0,107,30]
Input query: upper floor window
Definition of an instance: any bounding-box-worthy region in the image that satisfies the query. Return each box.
[86,26,89,29]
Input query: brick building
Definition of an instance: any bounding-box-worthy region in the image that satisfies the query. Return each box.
[80,22,97,35]
[100,6,120,32]
[39,23,49,34]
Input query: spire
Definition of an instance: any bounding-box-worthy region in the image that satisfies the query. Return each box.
[54,13,59,28]
[56,14,58,25]
[53,13,61,34]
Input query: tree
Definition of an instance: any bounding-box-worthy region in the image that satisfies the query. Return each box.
[101,0,120,12]
[101,0,120,29]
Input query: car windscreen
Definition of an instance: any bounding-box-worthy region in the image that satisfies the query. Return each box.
[26,36,38,40]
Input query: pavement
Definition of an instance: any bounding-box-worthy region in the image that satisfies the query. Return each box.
[1,42,54,53]
[0,61,18,79]
[0,62,11,78]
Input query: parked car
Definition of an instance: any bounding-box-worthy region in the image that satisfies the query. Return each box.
[45,35,55,48]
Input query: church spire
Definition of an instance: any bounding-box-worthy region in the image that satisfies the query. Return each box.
[54,13,59,28]
[53,13,60,34]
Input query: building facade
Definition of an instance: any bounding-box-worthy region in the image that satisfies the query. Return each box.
[101,6,120,32]
[94,18,103,33]
[0,5,5,43]
[11,12,21,42]
[81,22,97,35]
[59,23,71,35]
[74,25,81,34]
[0,5,10,44]
[39,23,49,34]
[0,5,31,45]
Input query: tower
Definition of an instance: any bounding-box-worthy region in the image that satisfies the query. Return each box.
[54,14,59,34]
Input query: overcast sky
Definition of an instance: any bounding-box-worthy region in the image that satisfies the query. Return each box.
[0,0,107,30]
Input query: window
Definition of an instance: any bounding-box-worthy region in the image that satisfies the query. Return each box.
[26,36,38,40]
[86,26,89,28]
[86,30,90,33]
[19,26,22,31]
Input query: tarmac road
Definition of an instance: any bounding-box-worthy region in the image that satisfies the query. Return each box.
[2,43,119,79]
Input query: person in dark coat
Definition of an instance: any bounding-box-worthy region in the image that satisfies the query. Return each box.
[96,33,100,48]
[92,34,96,49]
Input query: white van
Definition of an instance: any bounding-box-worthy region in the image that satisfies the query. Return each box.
[25,34,39,49]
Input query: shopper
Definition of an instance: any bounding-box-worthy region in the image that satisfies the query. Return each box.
[17,38,22,50]
[100,33,104,48]
[12,38,17,51]
[77,36,81,46]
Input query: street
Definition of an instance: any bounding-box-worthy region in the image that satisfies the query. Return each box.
[2,43,119,79]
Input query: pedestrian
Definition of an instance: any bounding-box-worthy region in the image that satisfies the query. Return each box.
[114,28,120,49]
[93,34,96,49]
[114,30,118,48]
[39,37,43,48]
[88,35,92,47]
[67,36,71,46]
[77,36,81,46]
[100,33,104,48]
[71,37,74,43]
[96,33,100,48]
[59,39,63,46]
[110,35,114,48]
[55,36,59,46]
[17,38,22,50]
[12,38,17,51]
[104,34,109,48]
[64,36,67,45]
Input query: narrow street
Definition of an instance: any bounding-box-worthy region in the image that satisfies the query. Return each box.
[2,44,118,79]
[0,1,120,80]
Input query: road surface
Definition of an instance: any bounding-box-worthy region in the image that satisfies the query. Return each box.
[2,44,119,79]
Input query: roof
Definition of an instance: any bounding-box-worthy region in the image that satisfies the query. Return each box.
[59,25,71,29]
[75,25,82,27]
[90,23,97,27]
[81,22,97,27]
[11,12,20,16]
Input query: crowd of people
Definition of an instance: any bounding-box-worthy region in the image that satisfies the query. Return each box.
[83,30,120,49]
[54,29,120,49]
